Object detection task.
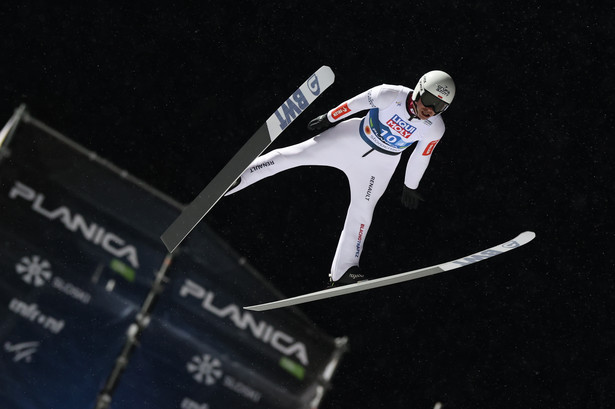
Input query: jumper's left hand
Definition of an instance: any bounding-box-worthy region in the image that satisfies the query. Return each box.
[401,185,424,209]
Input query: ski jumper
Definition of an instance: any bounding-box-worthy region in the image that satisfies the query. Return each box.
[226,84,446,281]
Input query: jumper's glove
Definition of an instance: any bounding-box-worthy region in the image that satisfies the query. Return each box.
[401,185,424,210]
[307,114,334,131]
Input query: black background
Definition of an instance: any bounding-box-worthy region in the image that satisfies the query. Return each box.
[2,2,613,408]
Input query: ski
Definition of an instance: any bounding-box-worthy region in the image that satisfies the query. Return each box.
[244,231,536,311]
[161,66,335,253]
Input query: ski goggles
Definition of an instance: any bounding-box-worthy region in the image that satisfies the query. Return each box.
[419,91,450,114]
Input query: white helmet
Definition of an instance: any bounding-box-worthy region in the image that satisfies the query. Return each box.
[412,70,456,114]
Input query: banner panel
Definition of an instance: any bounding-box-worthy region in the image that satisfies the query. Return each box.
[0,273,136,409]
[0,113,344,409]
[111,316,314,409]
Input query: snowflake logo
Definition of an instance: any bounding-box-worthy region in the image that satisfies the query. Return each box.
[187,354,223,386]
[15,256,52,287]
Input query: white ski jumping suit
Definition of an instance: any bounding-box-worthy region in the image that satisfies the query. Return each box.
[226,84,446,281]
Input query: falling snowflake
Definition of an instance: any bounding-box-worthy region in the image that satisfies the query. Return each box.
[15,255,52,287]
[187,354,223,386]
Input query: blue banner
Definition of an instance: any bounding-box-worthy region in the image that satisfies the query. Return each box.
[0,269,137,409]
[0,112,345,409]
[112,316,311,409]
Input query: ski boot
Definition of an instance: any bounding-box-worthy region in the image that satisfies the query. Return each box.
[327,266,368,288]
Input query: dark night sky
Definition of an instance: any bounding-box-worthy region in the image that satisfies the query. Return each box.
[2,2,614,408]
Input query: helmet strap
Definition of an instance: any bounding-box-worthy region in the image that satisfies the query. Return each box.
[406,93,419,121]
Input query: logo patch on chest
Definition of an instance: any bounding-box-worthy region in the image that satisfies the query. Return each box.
[385,114,417,139]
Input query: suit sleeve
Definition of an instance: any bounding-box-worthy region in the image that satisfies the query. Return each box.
[403,130,444,189]
[325,84,400,123]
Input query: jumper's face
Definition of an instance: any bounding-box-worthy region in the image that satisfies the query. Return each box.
[414,97,436,120]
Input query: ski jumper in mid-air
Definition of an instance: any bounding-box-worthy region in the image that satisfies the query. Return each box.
[226,70,456,286]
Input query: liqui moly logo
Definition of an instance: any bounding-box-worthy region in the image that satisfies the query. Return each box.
[386,115,417,139]
[9,181,140,269]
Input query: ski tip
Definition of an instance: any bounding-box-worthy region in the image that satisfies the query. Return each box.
[509,231,536,247]
[318,65,335,80]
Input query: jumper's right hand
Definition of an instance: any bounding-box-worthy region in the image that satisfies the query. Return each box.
[307,114,334,131]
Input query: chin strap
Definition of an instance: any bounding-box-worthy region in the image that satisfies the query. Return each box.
[406,94,419,121]
[408,103,419,121]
